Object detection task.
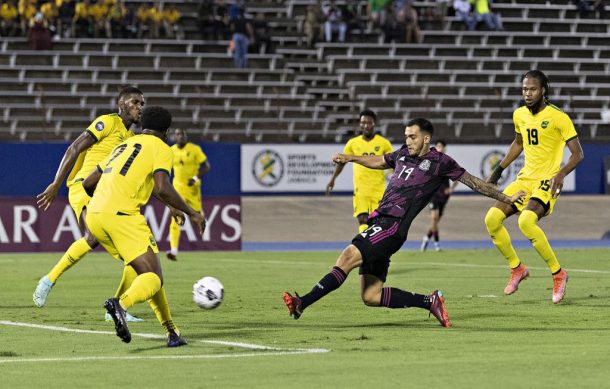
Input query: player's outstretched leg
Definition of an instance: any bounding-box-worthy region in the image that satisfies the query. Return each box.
[104,298,132,343]
[167,331,188,347]
[428,290,451,328]
[504,264,529,295]
[283,292,303,320]
[552,269,568,304]
[33,275,54,308]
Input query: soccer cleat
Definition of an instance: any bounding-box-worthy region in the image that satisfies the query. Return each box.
[104,298,132,343]
[504,264,529,295]
[421,236,429,252]
[434,242,441,252]
[429,290,451,328]
[105,311,144,322]
[167,331,188,347]
[166,251,177,261]
[552,269,569,304]
[282,291,303,320]
[33,275,54,308]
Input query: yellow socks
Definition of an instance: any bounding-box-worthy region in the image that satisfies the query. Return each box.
[169,218,181,253]
[485,207,521,269]
[47,238,92,283]
[148,287,178,334]
[114,266,138,298]
[119,272,161,310]
[358,224,368,233]
[518,210,561,273]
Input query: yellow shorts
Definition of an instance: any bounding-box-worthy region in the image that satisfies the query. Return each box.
[503,177,557,216]
[353,192,382,218]
[86,212,159,264]
[67,179,91,223]
[175,184,202,213]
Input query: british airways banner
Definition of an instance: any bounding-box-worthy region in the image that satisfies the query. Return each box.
[0,197,241,252]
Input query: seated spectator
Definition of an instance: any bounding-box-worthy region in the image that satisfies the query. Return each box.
[162,4,182,39]
[40,0,59,37]
[303,2,323,47]
[106,0,127,38]
[72,0,92,37]
[322,0,346,42]
[28,12,52,49]
[19,0,37,35]
[251,12,272,53]
[453,0,476,30]
[213,0,230,40]
[470,0,502,30]
[124,3,138,38]
[89,0,109,37]
[403,1,421,43]
[136,1,160,38]
[57,0,75,38]
[368,0,389,28]
[342,0,367,42]
[229,0,243,21]
[383,0,405,43]
[197,0,215,39]
[0,0,19,36]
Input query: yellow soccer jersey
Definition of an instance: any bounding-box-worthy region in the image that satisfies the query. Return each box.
[171,142,207,187]
[88,134,173,215]
[513,104,578,180]
[70,113,134,182]
[344,134,393,197]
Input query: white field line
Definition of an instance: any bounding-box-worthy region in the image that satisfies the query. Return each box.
[0,321,329,364]
[212,257,610,275]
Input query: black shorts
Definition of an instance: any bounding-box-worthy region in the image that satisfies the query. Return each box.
[429,198,448,217]
[351,215,411,282]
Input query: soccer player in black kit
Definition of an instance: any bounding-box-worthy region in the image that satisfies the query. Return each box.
[283,118,524,327]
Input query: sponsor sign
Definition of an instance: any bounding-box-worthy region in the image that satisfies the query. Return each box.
[241,145,354,192]
[0,197,241,252]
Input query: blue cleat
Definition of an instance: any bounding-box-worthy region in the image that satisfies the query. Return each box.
[167,331,188,347]
[105,311,144,322]
[104,298,131,343]
[33,275,54,308]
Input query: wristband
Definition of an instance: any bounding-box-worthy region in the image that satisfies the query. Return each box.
[488,165,505,184]
[191,175,199,182]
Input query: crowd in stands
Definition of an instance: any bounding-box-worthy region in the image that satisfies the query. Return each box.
[0,0,184,43]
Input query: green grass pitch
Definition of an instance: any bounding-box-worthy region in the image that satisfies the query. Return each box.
[1,248,610,388]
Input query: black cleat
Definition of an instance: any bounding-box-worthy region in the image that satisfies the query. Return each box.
[166,251,177,261]
[283,291,303,320]
[167,331,188,347]
[104,298,132,343]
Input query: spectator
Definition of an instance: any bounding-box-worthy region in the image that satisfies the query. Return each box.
[383,0,406,43]
[0,0,19,36]
[403,0,421,43]
[594,0,607,19]
[89,0,109,37]
[124,3,138,38]
[251,12,272,53]
[19,0,37,35]
[197,0,215,39]
[230,10,253,68]
[322,0,347,42]
[28,12,52,49]
[229,0,243,21]
[72,0,92,37]
[57,0,75,38]
[469,0,502,30]
[342,0,367,42]
[213,0,230,40]
[303,2,323,47]
[453,0,476,30]
[368,0,389,28]
[162,4,182,39]
[40,0,59,37]
[106,0,127,38]
[576,0,607,18]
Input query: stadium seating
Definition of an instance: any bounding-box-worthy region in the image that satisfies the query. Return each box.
[0,0,609,143]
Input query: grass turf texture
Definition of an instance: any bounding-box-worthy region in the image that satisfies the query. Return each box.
[1,248,610,388]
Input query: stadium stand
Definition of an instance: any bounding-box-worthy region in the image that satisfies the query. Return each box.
[0,0,609,143]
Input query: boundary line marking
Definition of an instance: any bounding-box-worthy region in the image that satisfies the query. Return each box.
[0,321,329,364]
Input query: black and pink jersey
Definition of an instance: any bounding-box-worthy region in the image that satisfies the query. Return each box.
[375,146,465,218]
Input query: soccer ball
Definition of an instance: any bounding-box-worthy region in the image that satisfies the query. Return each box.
[192,276,224,309]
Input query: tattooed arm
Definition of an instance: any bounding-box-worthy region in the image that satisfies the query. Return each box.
[459,171,524,204]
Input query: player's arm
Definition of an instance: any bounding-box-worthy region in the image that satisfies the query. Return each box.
[332,153,389,169]
[459,171,525,204]
[550,137,584,197]
[486,133,524,185]
[37,131,96,210]
[326,161,345,196]
[153,170,206,235]
[82,166,102,197]
[188,159,211,186]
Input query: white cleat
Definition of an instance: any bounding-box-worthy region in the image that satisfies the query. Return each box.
[105,311,144,322]
[33,275,54,308]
